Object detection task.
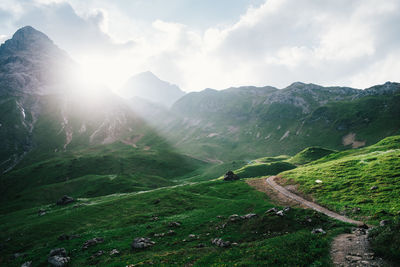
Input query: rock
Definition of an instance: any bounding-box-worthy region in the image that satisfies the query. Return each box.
[38,209,46,216]
[242,213,257,219]
[354,228,366,236]
[154,233,165,237]
[211,238,231,248]
[229,214,241,222]
[266,207,278,214]
[311,228,326,234]
[57,234,80,241]
[91,250,104,259]
[380,220,390,226]
[49,248,67,257]
[56,195,74,205]
[352,207,361,213]
[168,221,181,227]
[48,248,69,267]
[21,261,32,267]
[223,171,239,181]
[283,207,291,212]
[370,186,378,190]
[82,237,104,250]
[48,255,70,267]
[216,215,224,219]
[364,253,374,260]
[195,243,206,248]
[109,249,120,256]
[131,237,155,249]
[276,210,285,217]
[345,255,362,262]
[232,242,239,246]
[166,230,176,236]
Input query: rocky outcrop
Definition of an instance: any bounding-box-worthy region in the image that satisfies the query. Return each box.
[223,171,239,181]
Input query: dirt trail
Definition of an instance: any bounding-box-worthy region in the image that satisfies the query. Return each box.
[247,176,387,267]
[265,176,364,225]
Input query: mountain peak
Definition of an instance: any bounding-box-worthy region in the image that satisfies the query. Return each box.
[0,26,54,55]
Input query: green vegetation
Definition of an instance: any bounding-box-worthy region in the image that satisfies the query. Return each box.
[289,147,335,165]
[281,135,400,224]
[369,218,400,262]
[235,161,296,179]
[0,180,349,266]
[0,142,207,213]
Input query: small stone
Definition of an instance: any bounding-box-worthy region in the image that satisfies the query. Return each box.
[21,261,32,267]
[166,230,176,236]
[168,221,181,227]
[82,238,104,250]
[109,249,120,256]
[242,213,257,219]
[38,209,46,216]
[345,255,362,262]
[311,228,326,234]
[370,186,378,190]
[56,195,74,205]
[90,250,104,259]
[276,210,285,217]
[131,237,155,249]
[266,207,278,214]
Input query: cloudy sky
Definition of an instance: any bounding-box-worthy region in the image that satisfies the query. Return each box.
[0,0,399,91]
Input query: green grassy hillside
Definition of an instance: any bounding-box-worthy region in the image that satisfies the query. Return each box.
[289,147,335,165]
[0,180,350,266]
[281,135,400,224]
[160,84,400,162]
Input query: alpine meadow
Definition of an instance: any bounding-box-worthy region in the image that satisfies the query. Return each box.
[0,1,399,266]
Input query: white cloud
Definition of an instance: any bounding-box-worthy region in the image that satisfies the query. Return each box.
[0,0,399,91]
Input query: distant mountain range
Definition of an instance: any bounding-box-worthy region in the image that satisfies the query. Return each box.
[150,82,400,162]
[119,71,185,107]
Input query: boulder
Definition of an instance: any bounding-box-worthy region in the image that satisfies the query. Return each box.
[48,248,69,267]
[48,256,70,267]
[229,214,241,222]
[211,238,231,248]
[82,237,104,250]
[131,237,155,249]
[276,210,285,217]
[49,248,67,257]
[38,209,46,216]
[223,171,239,181]
[56,195,74,205]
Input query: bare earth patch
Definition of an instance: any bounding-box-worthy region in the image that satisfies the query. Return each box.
[342,133,366,148]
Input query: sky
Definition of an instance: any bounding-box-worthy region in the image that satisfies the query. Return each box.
[0,0,399,92]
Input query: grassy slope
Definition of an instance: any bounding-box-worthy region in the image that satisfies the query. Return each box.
[0,180,349,266]
[281,135,400,224]
[0,142,207,213]
[289,147,335,165]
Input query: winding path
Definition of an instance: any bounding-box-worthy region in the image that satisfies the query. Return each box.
[265,176,364,226]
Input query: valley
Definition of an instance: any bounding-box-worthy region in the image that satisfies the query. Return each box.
[0,26,399,266]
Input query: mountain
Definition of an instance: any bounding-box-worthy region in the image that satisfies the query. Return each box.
[0,27,206,208]
[154,82,400,162]
[120,71,185,107]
